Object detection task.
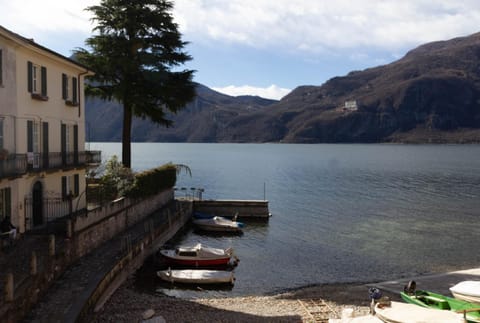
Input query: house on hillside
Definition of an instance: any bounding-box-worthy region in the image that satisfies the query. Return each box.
[344,100,358,112]
[0,25,100,234]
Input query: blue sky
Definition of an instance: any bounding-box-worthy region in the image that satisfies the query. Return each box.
[2,0,480,99]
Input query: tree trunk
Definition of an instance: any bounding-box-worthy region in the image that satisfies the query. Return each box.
[122,103,132,168]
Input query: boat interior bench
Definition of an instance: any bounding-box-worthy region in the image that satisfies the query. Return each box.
[418,295,450,310]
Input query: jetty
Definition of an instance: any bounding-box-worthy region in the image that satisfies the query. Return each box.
[194,199,271,219]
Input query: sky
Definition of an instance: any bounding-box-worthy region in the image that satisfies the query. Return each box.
[1,1,480,100]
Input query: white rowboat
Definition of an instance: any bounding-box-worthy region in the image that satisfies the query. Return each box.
[450,281,480,304]
[192,216,244,232]
[374,301,464,323]
[157,269,235,285]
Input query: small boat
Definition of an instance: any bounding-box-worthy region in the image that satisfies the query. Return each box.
[157,268,235,285]
[450,281,480,305]
[374,301,464,323]
[192,216,244,232]
[401,289,480,322]
[193,212,215,219]
[158,243,238,267]
[329,314,383,322]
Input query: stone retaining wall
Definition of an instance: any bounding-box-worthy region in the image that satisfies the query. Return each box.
[73,190,173,258]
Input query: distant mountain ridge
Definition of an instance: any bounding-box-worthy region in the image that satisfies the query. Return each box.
[86,84,277,142]
[86,32,480,143]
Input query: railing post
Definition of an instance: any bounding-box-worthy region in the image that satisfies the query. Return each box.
[5,273,14,302]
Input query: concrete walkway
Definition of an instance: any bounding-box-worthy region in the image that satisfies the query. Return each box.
[22,202,182,323]
[373,267,480,296]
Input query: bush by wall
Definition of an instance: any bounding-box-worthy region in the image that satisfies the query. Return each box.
[126,163,177,198]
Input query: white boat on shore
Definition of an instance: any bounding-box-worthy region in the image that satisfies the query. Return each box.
[374,301,463,322]
[157,268,235,285]
[192,216,244,233]
[450,281,480,304]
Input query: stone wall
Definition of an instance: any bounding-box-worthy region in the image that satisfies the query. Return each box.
[73,189,173,258]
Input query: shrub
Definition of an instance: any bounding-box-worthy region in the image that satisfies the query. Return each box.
[126,163,177,198]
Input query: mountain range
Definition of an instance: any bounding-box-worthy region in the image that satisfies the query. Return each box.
[86,32,480,143]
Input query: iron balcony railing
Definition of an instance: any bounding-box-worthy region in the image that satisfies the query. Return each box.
[0,150,101,179]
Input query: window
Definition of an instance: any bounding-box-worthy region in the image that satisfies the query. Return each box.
[27,120,40,153]
[27,61,48,100]
[61,123,78,165]
[0,187,12,221]
[62,74,78,106]
[62,174,79,199]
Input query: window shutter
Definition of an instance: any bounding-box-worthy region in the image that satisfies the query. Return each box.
[62,73,68,100]
[61,176,67,199]
[41,66,47,96]
[42,122,49,168]
[72,77,78,104]
[61,124,66,165]
[73,125,78,164]
[27,120,33,152]
[74,174,79,197]
[27,61,33,93]
[0,49,3,85]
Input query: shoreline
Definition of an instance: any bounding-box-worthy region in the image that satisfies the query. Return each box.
[88,266,480,322]
[88,277,400,322]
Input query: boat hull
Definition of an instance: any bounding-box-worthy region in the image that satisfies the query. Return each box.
[401,290,480,322]
[157,269,235,285]
[375,301,463,323]
[192,216,244,232]
[159,251,233,267]
[451,281,480,305]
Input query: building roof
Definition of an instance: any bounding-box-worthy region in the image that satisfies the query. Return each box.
[0,25,93,74]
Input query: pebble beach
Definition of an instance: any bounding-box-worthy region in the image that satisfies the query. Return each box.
[87,277,400,323]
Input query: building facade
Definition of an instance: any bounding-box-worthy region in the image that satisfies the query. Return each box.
[0,25,99,233]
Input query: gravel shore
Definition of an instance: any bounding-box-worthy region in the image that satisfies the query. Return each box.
[88,277,400,323]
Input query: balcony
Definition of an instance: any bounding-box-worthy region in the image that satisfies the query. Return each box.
[0,150,101,179]
[0,154,27,179]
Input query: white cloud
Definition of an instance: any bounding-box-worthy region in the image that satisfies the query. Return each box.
[0,0,97,35]
[174,0,480,53]
[212,85,291,100]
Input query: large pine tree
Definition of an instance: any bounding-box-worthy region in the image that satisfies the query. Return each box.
[76,0,195,168]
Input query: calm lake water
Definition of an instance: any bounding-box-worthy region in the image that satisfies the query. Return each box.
[88,143,480,297]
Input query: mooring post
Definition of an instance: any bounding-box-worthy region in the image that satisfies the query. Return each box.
[31,251,37,276]
[66,219,72,238]
[48,234,55,257]
[5,273,14,302]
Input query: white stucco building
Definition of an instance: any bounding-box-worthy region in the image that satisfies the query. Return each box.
[0,25,100,233]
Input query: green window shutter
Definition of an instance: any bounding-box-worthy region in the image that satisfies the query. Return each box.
[73,125,78,164]
[41,66,47,96]
[0,49,3,85]
[27,61,33,93]
[61,124,66,164]
[61,176,67,199]
[72,77,78,104]
[42,122,49,168]
[27,120,33,152]
[74,174,79,197]
[62,73,68,100]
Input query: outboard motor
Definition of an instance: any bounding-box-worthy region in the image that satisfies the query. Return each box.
[403,280,417,295]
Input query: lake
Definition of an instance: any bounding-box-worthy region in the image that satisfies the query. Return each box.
[87,143,480,297]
